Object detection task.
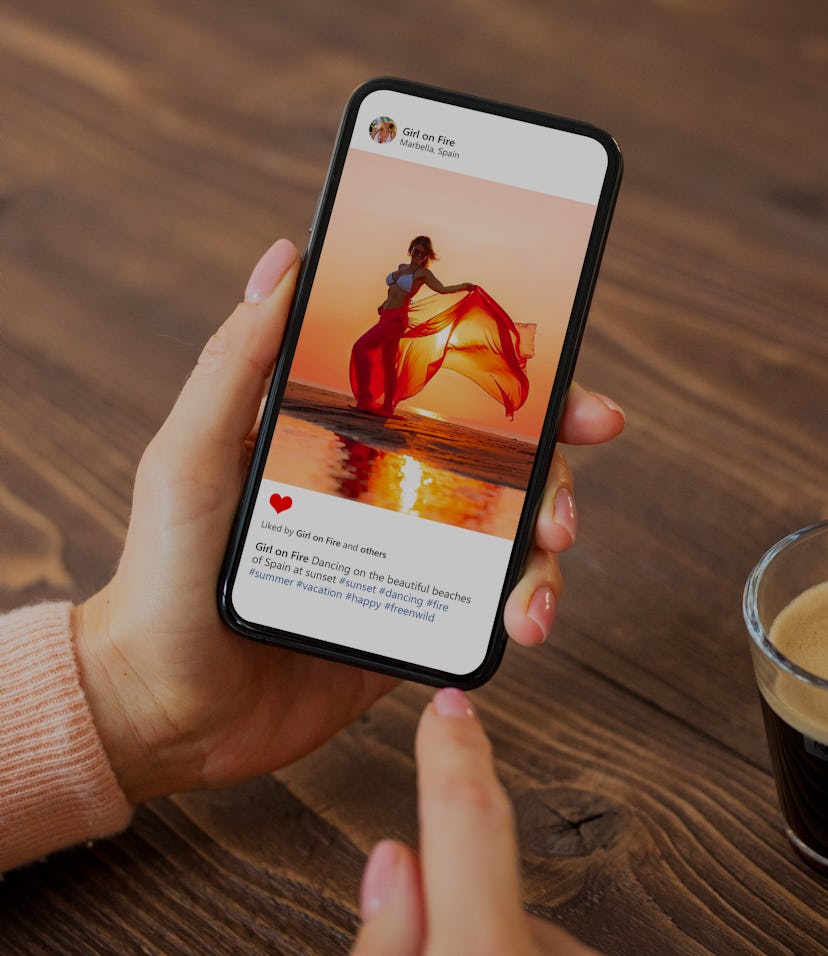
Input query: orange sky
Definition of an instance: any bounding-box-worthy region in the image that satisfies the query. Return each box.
[289,149,597,439]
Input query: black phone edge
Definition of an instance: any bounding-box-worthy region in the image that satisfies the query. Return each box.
[218,76,623,690]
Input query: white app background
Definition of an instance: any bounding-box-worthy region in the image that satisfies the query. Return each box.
[231,480,513,675]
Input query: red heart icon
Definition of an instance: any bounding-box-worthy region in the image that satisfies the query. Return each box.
[269,493,293,514]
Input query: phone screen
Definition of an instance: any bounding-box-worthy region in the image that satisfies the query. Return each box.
[222,81,619,683]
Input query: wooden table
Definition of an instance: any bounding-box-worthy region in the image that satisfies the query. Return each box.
[2,1,827,952]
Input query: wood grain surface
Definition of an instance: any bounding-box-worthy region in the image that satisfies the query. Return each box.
[2,0,827,952]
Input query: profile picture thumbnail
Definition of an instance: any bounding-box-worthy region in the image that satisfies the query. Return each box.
[368,116,397,144]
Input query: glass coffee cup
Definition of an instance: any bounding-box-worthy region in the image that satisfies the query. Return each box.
[744,520,828,873]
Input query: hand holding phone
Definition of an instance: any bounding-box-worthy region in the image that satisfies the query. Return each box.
[72,236,622,804]
[220,78,622,687]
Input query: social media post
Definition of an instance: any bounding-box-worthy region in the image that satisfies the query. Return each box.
[353,88,609,205]
[231,114,604,665]
[230,480,513,674]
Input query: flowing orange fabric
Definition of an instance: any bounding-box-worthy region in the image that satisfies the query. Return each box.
[349,287,534,419]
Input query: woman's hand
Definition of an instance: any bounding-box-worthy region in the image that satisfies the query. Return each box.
[352,689,602,955]
[504,381,624,646]
[73,239,624,805]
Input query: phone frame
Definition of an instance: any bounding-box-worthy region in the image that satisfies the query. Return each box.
[218,76,622,688]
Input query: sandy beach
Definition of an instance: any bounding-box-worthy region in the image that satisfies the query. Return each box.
[279,381,536,490]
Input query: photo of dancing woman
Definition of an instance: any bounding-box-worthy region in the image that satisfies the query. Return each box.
[350,235,534,419]
[263,149,597,536]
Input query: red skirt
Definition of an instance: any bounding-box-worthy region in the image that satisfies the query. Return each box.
[349,288,532,418]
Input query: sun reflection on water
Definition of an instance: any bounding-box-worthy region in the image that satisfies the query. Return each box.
[264,416,522,539]
[398,455,423,514]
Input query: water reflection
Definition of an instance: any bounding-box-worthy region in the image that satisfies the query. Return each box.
[266,416,522,539]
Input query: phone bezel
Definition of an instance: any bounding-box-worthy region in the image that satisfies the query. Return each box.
[218,76,622,688]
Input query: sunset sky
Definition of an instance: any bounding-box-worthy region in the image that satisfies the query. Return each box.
[289,149,598,440]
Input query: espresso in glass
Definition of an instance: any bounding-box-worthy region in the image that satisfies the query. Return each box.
[760,582,828,869]
[744,522,828,874]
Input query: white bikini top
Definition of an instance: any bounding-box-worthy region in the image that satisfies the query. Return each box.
[386,270,416,293]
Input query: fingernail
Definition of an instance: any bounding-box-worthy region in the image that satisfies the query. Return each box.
[527,586,556,643]
[553,487,577,545]
[433,687,475,718]
[360,840,399,918]
[593,392,626,422]
[244,238,297,302]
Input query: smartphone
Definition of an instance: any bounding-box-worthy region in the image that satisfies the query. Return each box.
[219,77,622,688]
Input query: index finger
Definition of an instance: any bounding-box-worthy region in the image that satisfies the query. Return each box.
[557,382,625,445]
[415,688,532,951]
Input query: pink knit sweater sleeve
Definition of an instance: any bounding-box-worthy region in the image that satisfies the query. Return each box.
[0,602,133,872]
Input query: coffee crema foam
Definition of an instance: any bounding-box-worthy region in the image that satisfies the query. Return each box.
[763,580,828,743]
[770,580,828,678]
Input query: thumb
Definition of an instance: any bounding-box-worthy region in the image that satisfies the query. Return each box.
[160,238,299,457]
[351,840,424,956]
